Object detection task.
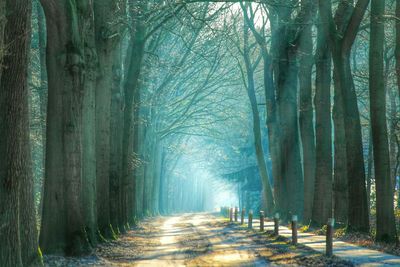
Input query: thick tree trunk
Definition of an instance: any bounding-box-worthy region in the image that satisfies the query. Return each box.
[299,20,316,224]
[110,46,124,232]
[271,7,305,220]
[319,0,370,233]
[94,0,121,238]
[312,17,333,226]
[333,50,369,232]
[82,5,98,246]
[82,61,97,246]
[122,17,146,221]
[0,1,38,265]
[36,1,48,225]
[93,1,113,238]
[396,0,400,102]
[277,41,304,220]
[370,0,397,242]
[39,1,67,252]
[332,59,348,224]
[0,0,5,81]
[40,0,93,255]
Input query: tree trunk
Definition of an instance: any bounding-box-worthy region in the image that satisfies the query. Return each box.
[241,4,282,217]
[366,129,373,210]
[36,0,48,226]
[110,45,124,232]
[0,1,38,265]
[319,0,370,233]
[0,0,5,81]
[82,4,98,246]
[332,57,348,224]
[277,35,304,220]
[122,14,146,221]
[39,0,67,252]
[40,0,93,255]
[312,16,333,226]
[243,27,275,215]
[299,18,316,224]
[333,49,370,232]
[396,0,400,102]
[94,0,119,238]
[370,0,397,242]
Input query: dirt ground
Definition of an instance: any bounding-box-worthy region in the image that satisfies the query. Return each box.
[44,213,353,266]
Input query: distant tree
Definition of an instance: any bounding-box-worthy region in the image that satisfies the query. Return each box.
[241,12,275,215]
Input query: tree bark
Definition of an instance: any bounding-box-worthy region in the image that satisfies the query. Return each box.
[122,11,146,220]
[36,1,48,226]
[275,10,304,220]
[94,0,121,237]
[369,0,397,242]
[0,0,5,81]
[0,1,39,265]
[319,0,370,233]
[243,25,275,215]
[243,4,283,220]
[110,44,124,232]
[396,0,400,102]
[312,15,333,226]
[298,14,316,224]
[82,4,98,246]
[40,0,94,255]
[94,0,122,238]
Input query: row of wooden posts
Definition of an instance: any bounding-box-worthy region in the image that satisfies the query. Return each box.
[226,207,335,257]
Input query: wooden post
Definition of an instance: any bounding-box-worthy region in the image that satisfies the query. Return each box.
[291,215,298,245]
[260,211,265,231]
[234,206,238,222]
[274,212,279,236]
[229,207,233,222]
[248,210,253,229]
[326,218,334,257]
[241,208,246,225]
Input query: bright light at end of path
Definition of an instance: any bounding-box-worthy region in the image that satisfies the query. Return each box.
[213,190,238,210]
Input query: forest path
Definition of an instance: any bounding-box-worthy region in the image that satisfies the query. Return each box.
[124,213,268,266]
[92,213,350,266]
[44,213,400,266]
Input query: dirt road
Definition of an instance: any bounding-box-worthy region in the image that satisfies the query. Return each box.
[128,213,268,266]
[45,213,352,266]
